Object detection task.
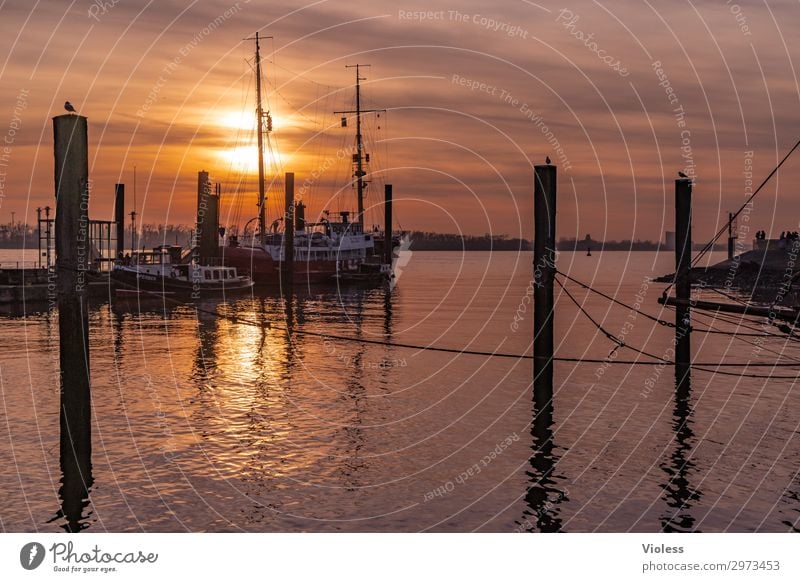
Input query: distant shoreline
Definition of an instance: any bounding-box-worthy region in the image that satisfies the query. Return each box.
[0,227,728,253]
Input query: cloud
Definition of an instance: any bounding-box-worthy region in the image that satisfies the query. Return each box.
[0,0,798,239]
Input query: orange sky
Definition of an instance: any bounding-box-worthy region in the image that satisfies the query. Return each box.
[1,0,799,240]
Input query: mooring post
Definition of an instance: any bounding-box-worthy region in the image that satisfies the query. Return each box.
[196,170,217,264]
[45,206,52,268]
[283,172,295,283]
[36,207,42,268]
[384,184,393,266]
[533,163,557,403]
[727,211,734,260]
[114,183,125,258]
[53,114,92,529]
[675,178,693,388]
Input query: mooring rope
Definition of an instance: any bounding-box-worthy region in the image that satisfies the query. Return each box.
[91,269,800,380]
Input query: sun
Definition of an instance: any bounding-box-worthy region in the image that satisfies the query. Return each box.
[218,109,285,133]
[217,144,290,174]
[219,144,257,172]
[216,110,290,173]
[219,110,256,132]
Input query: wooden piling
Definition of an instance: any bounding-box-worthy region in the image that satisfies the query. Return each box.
[53,114,92,529]
[675,178,693,388]
[384,184,393,266]
[196,171,220,264]
[114,183,125,257]
[533,164,557,403]
[727,211,735,261]
[45,206,52,267]
[283,172,295,283]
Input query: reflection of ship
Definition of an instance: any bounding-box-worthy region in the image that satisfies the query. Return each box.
[112,245,253,295]
[221,34,403,286]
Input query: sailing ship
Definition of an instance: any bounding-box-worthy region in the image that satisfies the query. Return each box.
[221,33,398,285]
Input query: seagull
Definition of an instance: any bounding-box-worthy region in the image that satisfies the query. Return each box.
[678,171,688,178]
[64,101,76,113]
[545,156,551,165]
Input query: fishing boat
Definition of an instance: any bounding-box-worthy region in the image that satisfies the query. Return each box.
[112,246,253,296]
[221,34,399,286]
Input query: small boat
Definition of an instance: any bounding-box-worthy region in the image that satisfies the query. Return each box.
[112,246,253,296]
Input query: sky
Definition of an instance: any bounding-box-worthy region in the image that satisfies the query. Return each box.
[0,0,799,241]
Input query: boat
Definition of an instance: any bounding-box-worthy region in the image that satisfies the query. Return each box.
[220,34,401,286]
[111,245,253,296]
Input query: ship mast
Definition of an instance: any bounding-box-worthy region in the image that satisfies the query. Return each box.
[246,32,273,246]
[335,64,384,229]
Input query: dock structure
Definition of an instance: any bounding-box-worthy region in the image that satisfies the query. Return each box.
[53,113,93,530]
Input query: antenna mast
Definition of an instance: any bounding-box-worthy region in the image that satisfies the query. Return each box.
[245,32,273,246]
[335,64,385,228]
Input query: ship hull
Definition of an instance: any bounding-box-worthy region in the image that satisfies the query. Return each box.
[221,246,341,285]
[111,268,253,296]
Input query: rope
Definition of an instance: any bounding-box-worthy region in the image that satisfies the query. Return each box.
[557,269,799,341]
[556,278,629,352]
[689,137,800,269]
[706,285,750,306]
[556,269,675,328]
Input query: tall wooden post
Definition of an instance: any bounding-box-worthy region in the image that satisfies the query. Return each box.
[53,114,92,530]
[384,184,393,266]
[283,172,295,283]
[45,206,52,268]
[36,207,42,268]
[727,211,734,260]
[114,184,125,257]
[675,178,692,389]
[533,164,557,403]
[196,171,220,264]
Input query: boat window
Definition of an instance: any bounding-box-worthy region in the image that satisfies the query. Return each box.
[213,271,220,280]
[204,271,211,280]
[222,270,228,279]
[229,270,235,278]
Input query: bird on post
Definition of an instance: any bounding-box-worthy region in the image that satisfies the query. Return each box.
[545,156,551,165]
[678,171,688,178]
[64,101,76,114]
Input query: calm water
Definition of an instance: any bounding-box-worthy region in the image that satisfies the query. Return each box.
[0,250,798,532]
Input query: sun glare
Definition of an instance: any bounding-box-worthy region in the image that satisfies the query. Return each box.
[219,110,256,132]
[217,144,291,174]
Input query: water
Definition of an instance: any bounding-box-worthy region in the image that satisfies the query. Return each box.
[0,250,798,532]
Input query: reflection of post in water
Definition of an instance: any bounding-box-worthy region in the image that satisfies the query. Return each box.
[52,114,93,531]
[282,290,296,370]
[382,288,393,337]
[111,304,124,357]
[659,377,702,532]
[193,305,220,382]
[335,290,368,488]
[519,394,566,532]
